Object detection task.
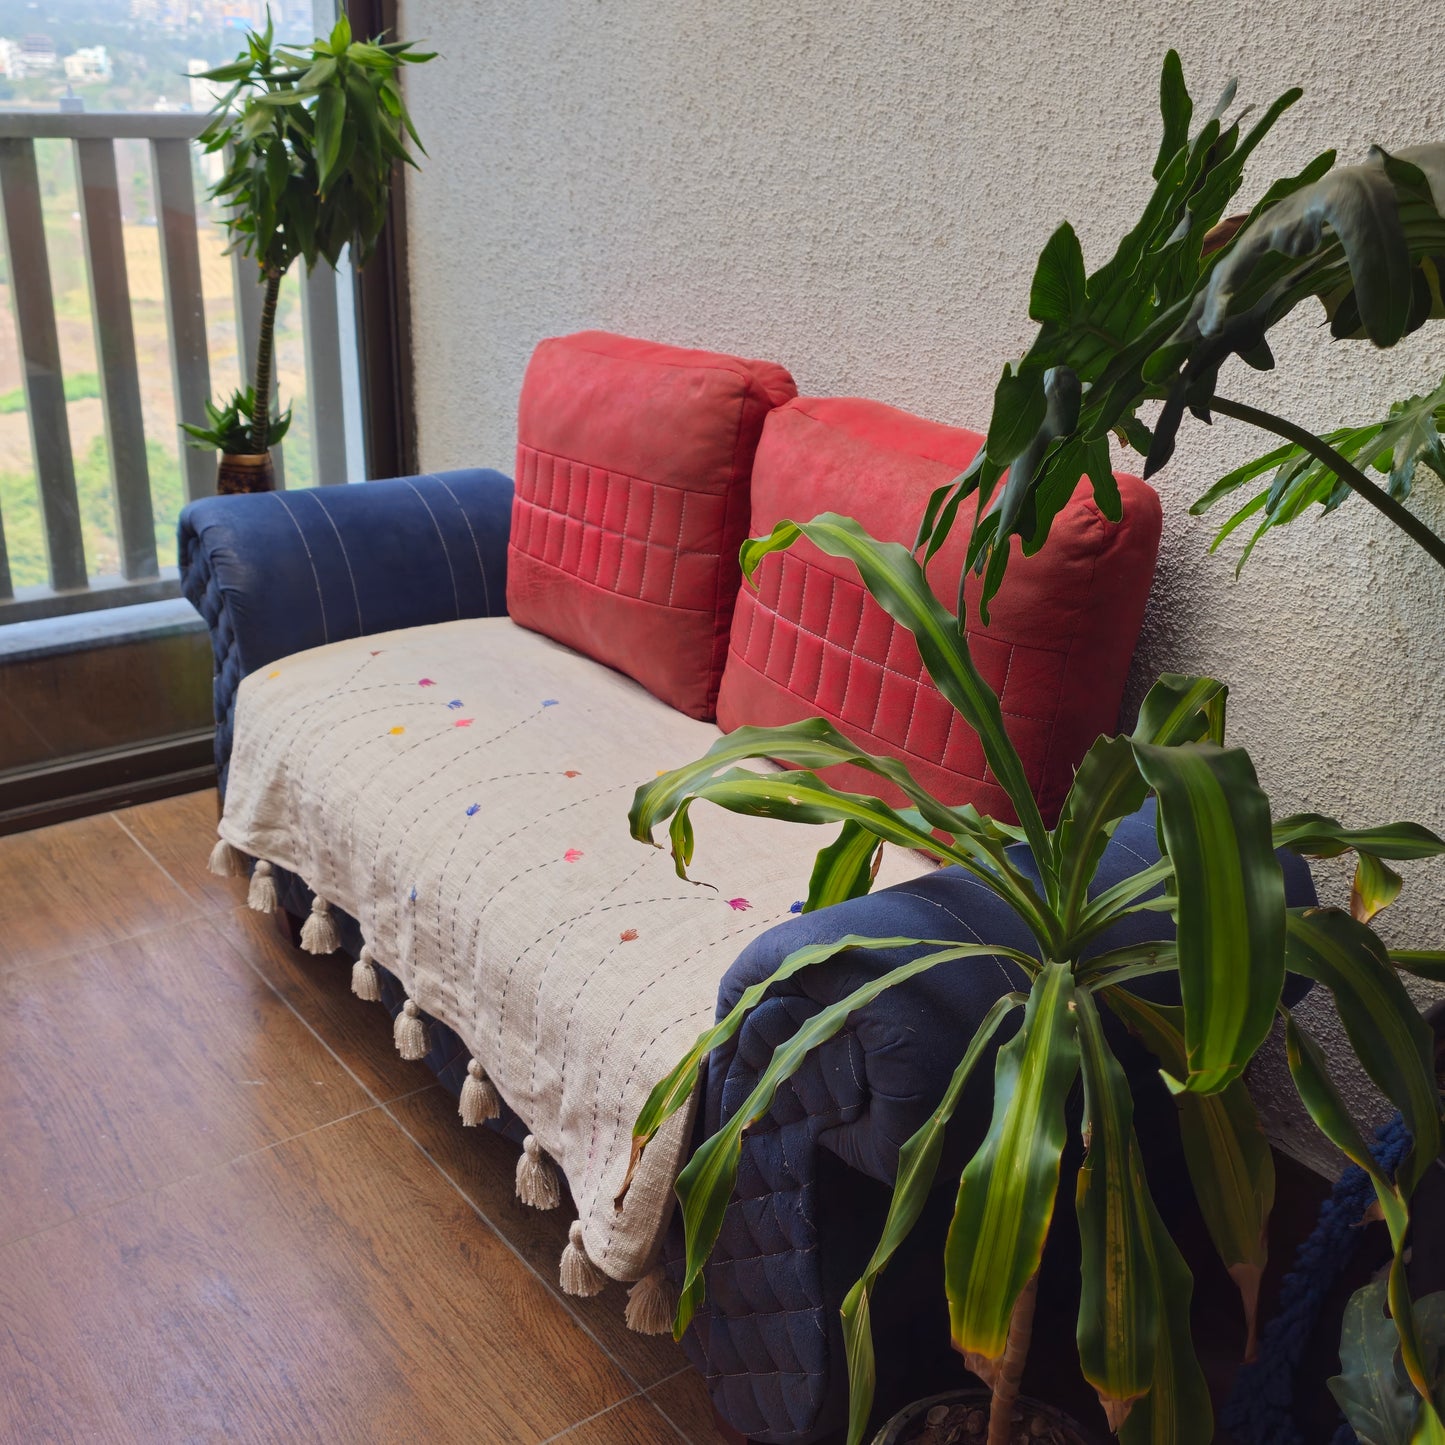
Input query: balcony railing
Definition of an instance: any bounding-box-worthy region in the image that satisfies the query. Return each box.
[0,110,359,624]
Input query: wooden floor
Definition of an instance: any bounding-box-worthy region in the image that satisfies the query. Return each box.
[0,791,733,1444]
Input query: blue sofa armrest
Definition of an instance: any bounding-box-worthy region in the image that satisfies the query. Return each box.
[178,468,514,790]
[684,800,1318,1443]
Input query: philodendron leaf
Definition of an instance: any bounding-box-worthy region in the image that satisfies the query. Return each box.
[1200,156,1413,347]
[669,940,1040,1334]
[840,993,1022,1445]
[995,365,1083,542]
[1030,222,1088,326]
[1132,742,1286,1093]
[1103,990,1273,1358]
[1283,909,1440,1197]
[1329,1278,1445,1445]
[1074,990,1158,1429]
[1117,1186,1214,1445]
[945,962,1081,1367]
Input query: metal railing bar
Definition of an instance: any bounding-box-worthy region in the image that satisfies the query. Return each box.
[231,243,286,489]
[0,571,181,625]
[0,113,206,142]
[150,138,214,503]
[301,262,347,485]
[0,136,87,594]
[74,136,157,581]
[0,494,12,600]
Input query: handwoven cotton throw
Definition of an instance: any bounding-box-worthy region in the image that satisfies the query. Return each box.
[218,616,933,1284]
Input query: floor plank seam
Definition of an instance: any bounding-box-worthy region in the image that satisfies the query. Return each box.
[110,808,242,917]
[209,911,670,1400]
[0,1087,434,1256]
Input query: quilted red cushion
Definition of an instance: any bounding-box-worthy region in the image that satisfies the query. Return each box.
[507,331,797,720]
[715,395,1162,824]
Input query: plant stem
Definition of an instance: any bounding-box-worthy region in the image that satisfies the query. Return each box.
[250,267,283,453]
[1210,394,1445,572]
[988,1273,1038,1445]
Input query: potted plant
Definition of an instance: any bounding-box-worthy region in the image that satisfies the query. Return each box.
[619,53,1445,1445]
[184,12,433,493]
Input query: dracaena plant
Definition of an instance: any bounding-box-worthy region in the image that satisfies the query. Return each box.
[920,51,1445,616]
[621,519,1445,1445]
[193,11,433,454]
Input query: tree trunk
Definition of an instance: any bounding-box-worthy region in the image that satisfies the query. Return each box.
[250,267,283,453]
[987,1273,1039,1445]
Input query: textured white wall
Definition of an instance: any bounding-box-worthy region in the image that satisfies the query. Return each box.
[398,0,1445,1165]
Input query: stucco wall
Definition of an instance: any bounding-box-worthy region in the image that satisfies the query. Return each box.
[397,0,1445,1167]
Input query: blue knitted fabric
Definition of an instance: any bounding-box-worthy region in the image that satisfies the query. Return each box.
[1221,1114,1412,1445]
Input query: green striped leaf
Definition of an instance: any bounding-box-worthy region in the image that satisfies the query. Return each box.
[1284,909,1440,1196]
[1391,949,1445,982]
[1117,1186,1213,1445]
[1353,851,1404,923]
[618,932,1033,1203]
[1273,814,1445,861]
[805,820,884,913]
[658,766,1059,952]
[1131,742,1286,1093]
[739,515,1052,879]
[840,994,1023,1445]
[670,941,1039,1335]
[1104,989,1273,1357]
[1054,674,1227,933]
[629,719,1049,933]
[945,962,1081,1364]
[1074,990,1159,1429]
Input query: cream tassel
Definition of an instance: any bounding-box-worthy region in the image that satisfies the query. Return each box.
[624,1265,677,1335]
[299,895,340,954]
[351,945,381,1002]
[394,999,429,1060]
[247,860,277,912]
[458,1059,501,1126]
[516,1135,561,1210]
[207,836,246,877]
[559,1220,607,1297]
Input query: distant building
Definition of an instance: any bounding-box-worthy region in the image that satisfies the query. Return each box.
[63,46,111,83]
[18,35,57,70]
[0,34,58,78]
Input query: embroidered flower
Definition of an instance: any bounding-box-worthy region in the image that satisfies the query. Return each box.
[418,678,436,687]
[466,804,481,817]
[564,769,580,778]
[789,900,804,914]
[725,898,752,911]
[369,650,382,655]
[564,849,584,863]
[267,670,280,679]
[541,699,559,707]
[619,928,639,943]
[408,886,418,903]
[388,726,405,735]
[454,719,474,727]
[447,699,463,709]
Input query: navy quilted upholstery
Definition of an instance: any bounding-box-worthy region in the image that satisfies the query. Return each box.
[178,470,513,791]
[680,801,1319,1442]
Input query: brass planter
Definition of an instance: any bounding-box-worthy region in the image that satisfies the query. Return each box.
[217,451,275,495]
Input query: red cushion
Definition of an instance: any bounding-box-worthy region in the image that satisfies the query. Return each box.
[715,395,1162,824]
[507,331,797,720]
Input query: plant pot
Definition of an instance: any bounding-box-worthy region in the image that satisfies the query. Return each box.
[217,451,275,494]
[871,1389,1102,1445]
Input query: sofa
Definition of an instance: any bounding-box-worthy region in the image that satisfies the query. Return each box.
[179,330,1317,1444]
